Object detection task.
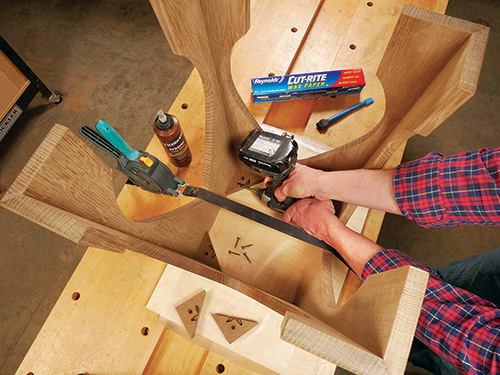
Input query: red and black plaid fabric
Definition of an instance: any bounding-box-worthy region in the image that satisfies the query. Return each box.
[363,250,500,375]
[361,148,500,374]
[393,148,500,228]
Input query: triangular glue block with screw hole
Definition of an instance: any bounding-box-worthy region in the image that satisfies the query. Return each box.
[212,313,258,344]
[175,290,206,338]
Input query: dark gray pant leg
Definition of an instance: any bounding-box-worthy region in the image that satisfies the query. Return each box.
[436,246,500,306]
[409,246,500,375]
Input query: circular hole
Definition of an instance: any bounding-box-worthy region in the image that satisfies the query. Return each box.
[367,1,374,6]
[268,72,275,77]
[349,44,357,50]
[231,325,236,330]
[188,309,193,314]
[72,292,80,301]
[141,327,149,336]
[240,176,245,181]
[27,372,34,375]
[291,27,298,33]
[204,251,209,256]
[216,364,225,374]
[181,103,189,109]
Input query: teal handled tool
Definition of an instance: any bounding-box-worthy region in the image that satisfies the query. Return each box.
[96,120,141,160]
[316,97,374,130]
[80,121,185,196]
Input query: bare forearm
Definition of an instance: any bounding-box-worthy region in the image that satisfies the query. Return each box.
[282,198,384,276]
[324,217,384,276]
[317,168,402,215]
[276,165,403,215]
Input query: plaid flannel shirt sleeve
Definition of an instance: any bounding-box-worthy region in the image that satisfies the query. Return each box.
[360,148,500,373]
[393,147,500,228]
[362,250,500,375]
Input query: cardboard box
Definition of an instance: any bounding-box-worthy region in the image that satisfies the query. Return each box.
[251,69,365,103]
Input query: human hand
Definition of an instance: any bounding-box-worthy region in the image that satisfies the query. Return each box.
[283,198,384,276]
[274,164,327,202]
[282,198,339,243]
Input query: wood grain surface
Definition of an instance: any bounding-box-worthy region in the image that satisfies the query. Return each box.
[147,264,337,375]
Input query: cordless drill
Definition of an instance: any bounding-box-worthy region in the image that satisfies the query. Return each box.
[238,130,298,213]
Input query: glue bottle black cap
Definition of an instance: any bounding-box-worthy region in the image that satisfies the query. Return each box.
[155,110,174,130]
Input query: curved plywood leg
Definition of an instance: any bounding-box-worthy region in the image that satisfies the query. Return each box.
[366,6,489,169]
[0,0,331,321]
[282,266,429,375]
[150,0,260,195]
[1,0,265,261]
[0,124,217,258]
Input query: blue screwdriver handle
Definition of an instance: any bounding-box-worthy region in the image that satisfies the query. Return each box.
[96,120,140,161]
[327,97,374,122]
[317,97,374,130]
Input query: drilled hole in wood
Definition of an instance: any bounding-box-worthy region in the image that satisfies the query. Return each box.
[27,372,34,375]
[349,44,357,50]
[204,251,209,256]
[216,364,225,374]
[181,103,189,109]
[72,292,80,301]
[291,27,298,33]
[141,327,149,336]
[231,325,236,330]
[367,1,374,6]
[268,72,275,77]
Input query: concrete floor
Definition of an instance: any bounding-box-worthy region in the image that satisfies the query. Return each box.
[0,1,498,374]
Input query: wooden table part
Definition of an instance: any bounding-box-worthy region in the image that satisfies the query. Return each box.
[8,0,492,374]
[115,0,484,311]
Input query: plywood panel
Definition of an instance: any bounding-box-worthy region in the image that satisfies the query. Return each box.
[282,266,429,375]
[147,264,337,375]
[209,188,327,303]
[142,328,209,375]
[148,264,428,375]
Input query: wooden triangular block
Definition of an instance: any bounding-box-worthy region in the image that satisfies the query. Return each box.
[193,232,221,271]
[175,290,206,338]
[212,313,258,344]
